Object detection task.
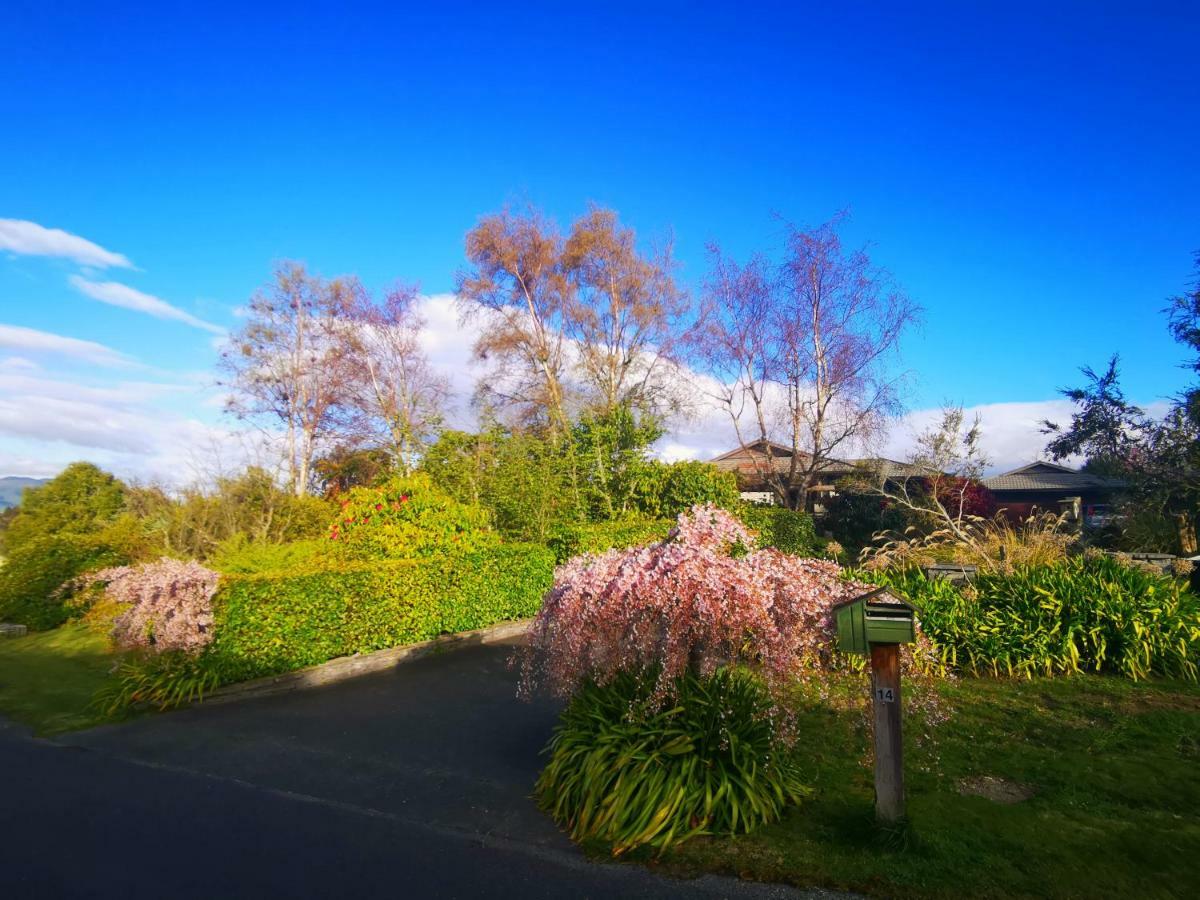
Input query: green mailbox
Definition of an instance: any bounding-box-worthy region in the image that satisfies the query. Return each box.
[833,587,916,655]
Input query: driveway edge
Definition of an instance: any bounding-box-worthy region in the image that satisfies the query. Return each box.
[204,618,533,705]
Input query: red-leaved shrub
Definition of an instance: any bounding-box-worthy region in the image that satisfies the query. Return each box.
[87,558,220,654]
[519,504,881,707]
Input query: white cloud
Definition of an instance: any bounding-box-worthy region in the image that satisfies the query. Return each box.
[0,369,265,485]
[0,323,134,368]
[69,275,225,334]
[0,356,41,372]
[0,218,133,269]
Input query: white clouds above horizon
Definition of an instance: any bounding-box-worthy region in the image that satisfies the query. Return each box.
[0,290,1141,486]
[0,323,134,368]
[0,218,133,269]
[69,275,225,334]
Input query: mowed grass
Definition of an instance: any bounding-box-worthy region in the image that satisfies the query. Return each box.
[0,623,116,735]
[641,675,1200,899]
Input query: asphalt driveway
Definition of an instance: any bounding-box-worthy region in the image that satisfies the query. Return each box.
[4,637,845,899]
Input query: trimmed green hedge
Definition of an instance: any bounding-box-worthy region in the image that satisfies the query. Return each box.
[737,505,819,556]
[208,544,555,682]
[546,519,673,563]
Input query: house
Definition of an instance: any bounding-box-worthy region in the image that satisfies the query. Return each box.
[709,440,924,514]
[981,461,1123,526]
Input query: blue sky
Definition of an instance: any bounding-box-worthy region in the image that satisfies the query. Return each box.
[1,1,1197,481]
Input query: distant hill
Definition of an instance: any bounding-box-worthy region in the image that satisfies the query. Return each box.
[0,476,47,510]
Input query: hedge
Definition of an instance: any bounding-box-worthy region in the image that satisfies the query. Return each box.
[546,519,673,563]
[737,505,819,556]
[208,544,555,682]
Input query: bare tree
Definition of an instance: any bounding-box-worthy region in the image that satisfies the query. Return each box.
[561,207,691,419]
[456,207,572,434]
[339,283,449,474]
[699,217,918,510]
[871,406,990,546]
[220,262,356,495]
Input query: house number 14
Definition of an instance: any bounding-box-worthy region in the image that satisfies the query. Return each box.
[874,687,895,703]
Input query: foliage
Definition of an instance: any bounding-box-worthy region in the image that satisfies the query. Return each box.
[736,504,819,555]
[0,528,135,630]
[211,536,330,574]
[570,405,665,520]
[520,505,878,708]
[457,206,688,432]
[1044,261,1200,553]
[92,650,222,714]
[862,554,1200,680]
[537,667,809,855]
[1041,355,1150,470]
[210,545,555,682]
[627,459,740,519]
[864,510,1077,573]
[823,484,909,554]
[420,428,584,542]
[80,558,220,654]
[868,407,995,552]
[2,462,126,556]
[546,518,672,563]
[329,473,496,559]
[128,467,334,562]
[312,445,395,498]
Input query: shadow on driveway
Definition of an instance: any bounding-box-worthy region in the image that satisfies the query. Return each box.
[6,638,849,898]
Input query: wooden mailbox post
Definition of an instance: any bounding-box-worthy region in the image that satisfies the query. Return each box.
[833,587,916,823]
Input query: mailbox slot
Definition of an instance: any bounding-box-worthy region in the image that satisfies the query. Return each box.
[833,588,916,655]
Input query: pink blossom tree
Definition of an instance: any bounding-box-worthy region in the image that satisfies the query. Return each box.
[85,558,220,655]
[518,504,883,707]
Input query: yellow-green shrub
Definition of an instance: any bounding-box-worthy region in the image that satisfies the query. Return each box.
[330,473,496,559]
[546,519,672,563]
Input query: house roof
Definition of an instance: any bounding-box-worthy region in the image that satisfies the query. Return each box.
[709,442,932,482]
[982,461,1123,493]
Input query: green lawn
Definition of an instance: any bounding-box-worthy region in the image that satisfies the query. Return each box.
[0,623,117,735]
[642,675,1200,899]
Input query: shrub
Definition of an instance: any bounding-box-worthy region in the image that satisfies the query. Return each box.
[823,487,909,554]
[127,467,335,562]
[92,651,222,714]
[3,462,126,555]
[863,554,1200,680]
[211,536,330,574]
[864,511,1077,572]
[210,544,555,681]
[0,531,132,630]
[546,518,672,563]
[520,505,876,707]
[736,504,818,555]
[329,473,496,559]
[628,460,740,519]
[85,559,220,655]
[537,667,809,855]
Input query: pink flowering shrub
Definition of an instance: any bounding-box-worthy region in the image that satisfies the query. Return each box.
[519,504,889,707]
[84,558,220,655]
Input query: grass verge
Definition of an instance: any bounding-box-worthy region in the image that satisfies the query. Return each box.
[0,623,117,735]
[635,675,1200,899]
